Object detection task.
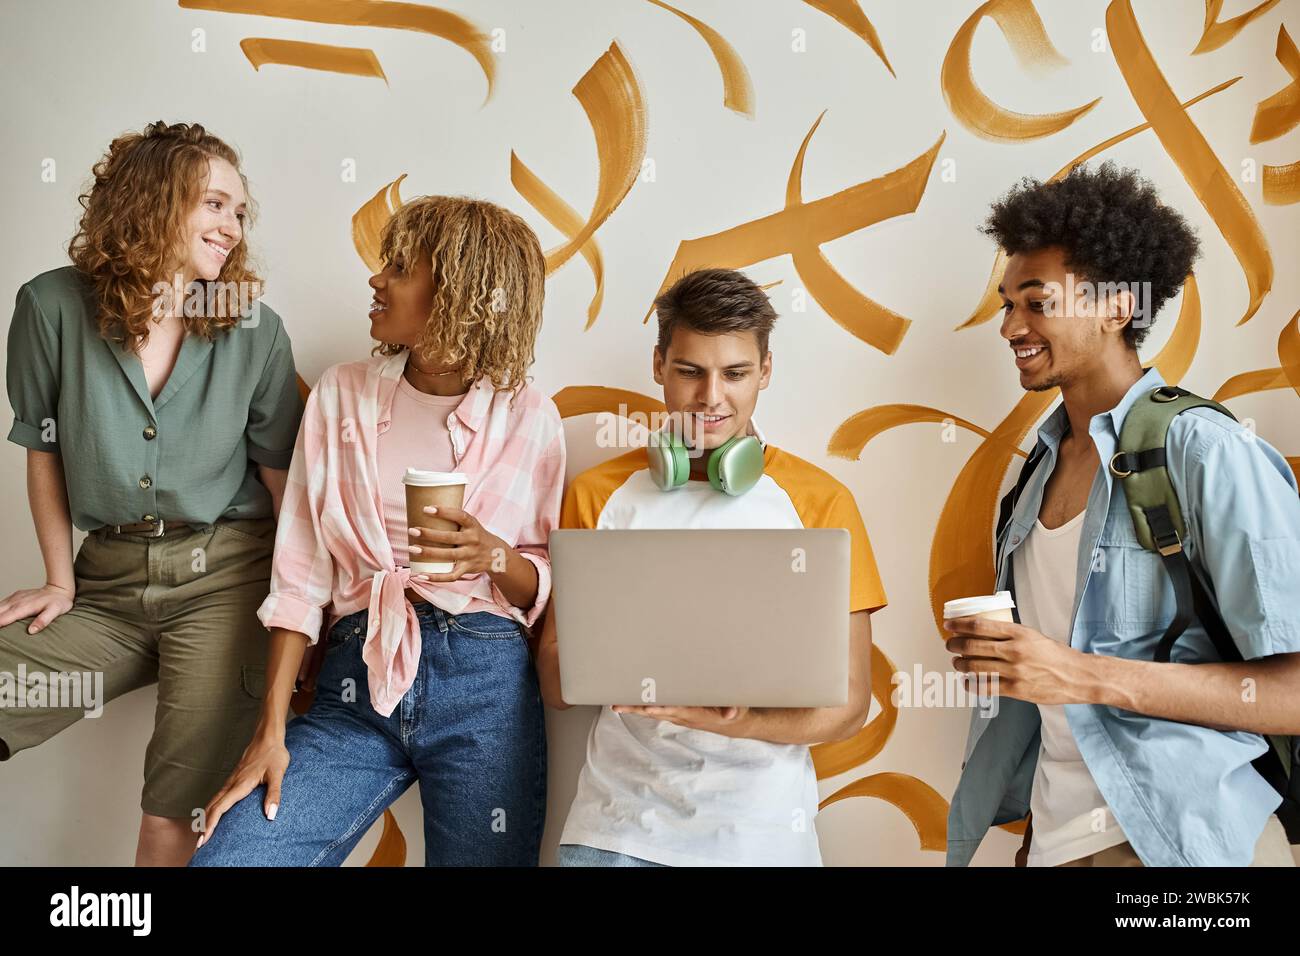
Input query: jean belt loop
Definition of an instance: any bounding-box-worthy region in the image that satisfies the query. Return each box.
[434,606,449,634]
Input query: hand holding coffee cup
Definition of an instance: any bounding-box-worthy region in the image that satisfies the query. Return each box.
[404,469,505,582]
[943,592,1015,691]
[942,591,1093,706]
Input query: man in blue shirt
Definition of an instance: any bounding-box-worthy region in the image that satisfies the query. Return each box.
[944,163,1300,867]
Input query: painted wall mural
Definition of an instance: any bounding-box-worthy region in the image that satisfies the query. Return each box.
[169,0,1299,865]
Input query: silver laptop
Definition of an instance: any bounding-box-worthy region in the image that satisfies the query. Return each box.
[549,529,850,706]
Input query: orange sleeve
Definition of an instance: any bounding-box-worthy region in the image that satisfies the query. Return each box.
[559,477,598,530]
[825,487,888,613]
[559,449,646,531]
[767,450,888,613]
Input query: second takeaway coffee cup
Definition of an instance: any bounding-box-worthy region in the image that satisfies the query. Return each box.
[942,590,1016,623]
[403,469,468,574]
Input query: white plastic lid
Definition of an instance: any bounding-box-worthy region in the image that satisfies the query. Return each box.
[942,591,1016,619]
[402,468,467,487]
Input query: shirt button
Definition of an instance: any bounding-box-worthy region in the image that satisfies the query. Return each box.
[1010,535,1021,546]
[139,475,152,489]
[143,425,157,440]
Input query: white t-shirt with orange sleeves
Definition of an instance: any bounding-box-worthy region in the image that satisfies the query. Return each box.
[556,425,887,866]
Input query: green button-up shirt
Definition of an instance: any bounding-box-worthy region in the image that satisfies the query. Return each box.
[5,266,304,530]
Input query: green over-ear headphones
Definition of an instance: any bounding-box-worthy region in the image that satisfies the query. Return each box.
[646,430,765,496]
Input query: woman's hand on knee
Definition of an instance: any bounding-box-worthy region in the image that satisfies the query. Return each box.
[0,583,74,634]
[196,731,290,848]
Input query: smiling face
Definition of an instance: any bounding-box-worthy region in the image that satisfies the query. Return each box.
[999,245,1134,393]
[180,157,246,284]
[367,248,442,353]
[653,326,772,452]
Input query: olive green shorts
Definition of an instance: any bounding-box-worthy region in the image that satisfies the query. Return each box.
[0,517,275,819]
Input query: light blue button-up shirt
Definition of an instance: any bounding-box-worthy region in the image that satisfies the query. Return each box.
[947,367,1300,866]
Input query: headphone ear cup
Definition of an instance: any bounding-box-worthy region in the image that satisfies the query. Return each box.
[708,435,764,496]
[706,436,738,493]
[647,431,690,491]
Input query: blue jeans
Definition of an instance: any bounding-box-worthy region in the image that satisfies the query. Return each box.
[190,603,546,866]
[556,844,668,867]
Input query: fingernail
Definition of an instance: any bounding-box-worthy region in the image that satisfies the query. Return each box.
[196,833,207,849]
[408,527,420,537]
[268,803,278,821]
[409,545,421,553]
[423,506,438,514]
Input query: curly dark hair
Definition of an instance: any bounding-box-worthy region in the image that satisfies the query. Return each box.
[980,162,1200,348]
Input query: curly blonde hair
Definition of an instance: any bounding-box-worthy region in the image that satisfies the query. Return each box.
[374,196,546,395]
[68,121,261,351]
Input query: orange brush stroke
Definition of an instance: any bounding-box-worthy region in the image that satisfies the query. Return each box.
[509,156,606,328]
[1250,26,1300,144]
[812,644,897,779]
[1212,367,1291,402]
[552,385,665,421]
[1278,307,1300,400]
[801,0,895,77]
[646,119,944,356]
[178,0,494,102]
[352,174,406,274]
[819,772,949,851]
[1263,161,1300,204]
[363,808,407,866]
[1107,0,1272,326]
[645,0,754,117]
[827,403,1022,462]
[957,78,1239,330]
[928,389,1058,633]
[240,37,387,82]
[941,0,1101,143]
[784,114,942,354]
[512,41,647,329]
[1192,0,1281,55]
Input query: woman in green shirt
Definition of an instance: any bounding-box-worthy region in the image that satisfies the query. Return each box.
[0,121,303,865]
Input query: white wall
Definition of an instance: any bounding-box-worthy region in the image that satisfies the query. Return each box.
[1,0,1297,865]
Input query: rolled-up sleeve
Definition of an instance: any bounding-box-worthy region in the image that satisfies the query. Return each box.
[491,425,566,628]
[6,285,61,452]
[246,315,303,470]
[1173,415,1300,660]
[256,385,336,642]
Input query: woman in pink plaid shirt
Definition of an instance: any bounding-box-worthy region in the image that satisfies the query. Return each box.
[191,196,565,866]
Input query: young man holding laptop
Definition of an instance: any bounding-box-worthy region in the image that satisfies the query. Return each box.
[537,268,887,866]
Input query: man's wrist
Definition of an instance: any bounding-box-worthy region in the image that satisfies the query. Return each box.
[1083,653,1136,709]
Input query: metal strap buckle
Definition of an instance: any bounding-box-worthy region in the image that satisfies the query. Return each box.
[1156,531,1183,557]
[1109,452,1132,478]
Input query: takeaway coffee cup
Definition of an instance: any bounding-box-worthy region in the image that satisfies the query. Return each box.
[942,590,1016,623]
[403,469,468,574]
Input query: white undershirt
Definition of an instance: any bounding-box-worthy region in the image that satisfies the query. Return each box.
[1013,510,1129,866]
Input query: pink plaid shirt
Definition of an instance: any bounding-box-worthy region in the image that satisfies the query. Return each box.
[257,351,565,717]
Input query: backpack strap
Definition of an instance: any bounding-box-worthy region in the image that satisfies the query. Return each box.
[1109,385,1237,662]
[996,441,1048,554]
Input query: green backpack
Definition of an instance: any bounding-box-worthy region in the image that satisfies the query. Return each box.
[997,383,1300,843]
